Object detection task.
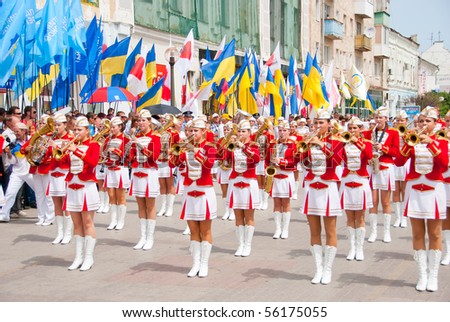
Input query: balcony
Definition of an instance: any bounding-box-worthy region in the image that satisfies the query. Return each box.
[355,35,372,51]
[374,11,390,27]
[324,18,344,40]
[354,0,374,19]
[374,43,390,58]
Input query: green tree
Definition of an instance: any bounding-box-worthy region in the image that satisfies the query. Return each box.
[415,91,450,116]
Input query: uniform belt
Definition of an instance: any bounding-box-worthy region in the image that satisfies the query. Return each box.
[50,171,66,178]
[234,181,250,189]
[309,182,329,190]
[108,166,121,171]
[68,183,85,190]
[187,190,206,198]
[133,171,148,178]
[345,181,363,188]
[274,174,289,179]
[411,183,435,192]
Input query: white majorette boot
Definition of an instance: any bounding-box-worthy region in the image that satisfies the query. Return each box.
[392,202,401,227]
[400,203,408,228]
[310,244,323,284]
[441,230,450,265]
[198,241,212,278]
[156,194,167,217]
[281,212,291,239]
[68,235,85,270]
[182,225,191,235]
[165,194,175,217]
[258,189,263,209]
[96,191,105,213]
[234,225,245,256]
[142,219,156,250]
[228,208,235,221]
[107,204,118,230]
[241,225,255,257]
[102,192,110,213]
[414,249,428,291]
[346,227,356,260]
[61,215,73,245]
[383,213,392,243]
[222,198,230,220]
[367,213,378,243]
[80,236,96,271]
[427,249,442,292]
[355,227,366,261]
[52,216,64,244]
[261,191,269,210]
[272,211,282,239]
[115,204,127,230]
[321,245,337,285]
[133,218,147,250]
[187,240,201,277]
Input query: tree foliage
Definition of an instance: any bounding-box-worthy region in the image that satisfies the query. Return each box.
[415,91,450,116]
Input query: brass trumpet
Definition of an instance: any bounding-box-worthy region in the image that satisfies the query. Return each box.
[170,135,195,156]
[436,129,448,138]
[395,121,414,137]
[405,127,427,146]
[53,136,79,161]
[341,131,353,143]
[296,129,319,153]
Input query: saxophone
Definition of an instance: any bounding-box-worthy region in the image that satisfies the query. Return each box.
[265,141,277,193]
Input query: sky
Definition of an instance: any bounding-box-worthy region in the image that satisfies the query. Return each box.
[390,0,450,52]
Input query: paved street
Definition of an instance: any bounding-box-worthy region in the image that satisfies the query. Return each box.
[0,185,449,302]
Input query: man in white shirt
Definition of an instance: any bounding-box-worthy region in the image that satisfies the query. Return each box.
[0,123,35,223]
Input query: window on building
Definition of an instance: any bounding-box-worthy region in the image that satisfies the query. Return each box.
[316,0,321,21]
[343,14,346,34]
[324,45,330,64]
[349,18,353,37]
[335,49,340,67]
[356,22,362,35]
[293,7,299,51]
[324,4,331,18]
[197,0,208,22]
[169,0,182,13]
[375,60,381,77]
[342,51,347,70]
[220,0,230,27]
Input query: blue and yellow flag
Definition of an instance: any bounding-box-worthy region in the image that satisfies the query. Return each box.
[136,77,164,112]
[101,37,130,76]
[201,39,235,83]
[145,45,157,87]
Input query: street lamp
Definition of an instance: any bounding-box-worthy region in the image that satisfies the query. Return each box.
[164,45,180,107]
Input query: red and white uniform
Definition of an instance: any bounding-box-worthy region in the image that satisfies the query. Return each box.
[22,135,55,223]
[266,139,296,198]
[47,133,72,196]
[158,128,180,178]
[169,140,217,221]
[443,136,450,207]
[227,142,261,209]
[363,126,400,190]
[102,133,130,189]
[339,138,374,210]
[299,134,343,217]
[216,137,232,185]
[62,139,100,212]
[394,131,410,181]
[252,130,274,175]
[128,130,161,198]
[395,135,448,219]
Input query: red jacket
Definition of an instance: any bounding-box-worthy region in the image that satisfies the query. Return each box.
[229,141,260,179]
[128,130,161,169]
[169,140,217,186]
[65,139,100,182]
[266,139,297,171]
[363,127,399,164]
[341,138,373,178]
[103,133,130,167]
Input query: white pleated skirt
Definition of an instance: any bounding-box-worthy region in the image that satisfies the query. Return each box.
[217,167,232,185]
[371,163,396,191]
[157,161,172,178]
[227,176,260,210]
[104,166,130,189]
[301,178,342,217]
[270,169,295,198]
[64,176,100,212]
[180,183,217,221]
[129,168,160,198]
[256,160,265,175]
[339,174,373,211]
[47,169,68,197]
[404,177,446,220]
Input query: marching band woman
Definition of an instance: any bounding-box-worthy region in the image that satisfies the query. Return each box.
[216,122,235,221]
[441,110,450,265]
[227,120,260,257]
[298,110,343,284]
[169,118,217,277]
[177,121,191,235]
[289,121,303,200]
[103,117,130,230]
[157,114,180,218]
[266,120,296,239]
[64,116,100,271]
[392,111,409,228]
[253,117,273,210]
[363,106,400,243]
[47,113,73,244]
[339,117,373,261]
[95,118,111,214]
[394,107,448,292]
[128,109,161,251]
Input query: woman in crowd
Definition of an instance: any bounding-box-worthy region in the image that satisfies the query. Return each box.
[103,117,130,230]
[395,107,448,292]
[266,120,296,239]
[216,122,234,221]
[298,110,343,285]
[339,117,373,261]
[64,116,100,271]
[128,109,161,250]
[47,113,73,244]
[169,118,217,277]
[227,119,260,257]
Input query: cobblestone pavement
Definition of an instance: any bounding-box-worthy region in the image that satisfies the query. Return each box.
[0,186,449,302]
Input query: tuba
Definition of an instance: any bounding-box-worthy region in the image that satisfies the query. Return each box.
[26,117,56,166]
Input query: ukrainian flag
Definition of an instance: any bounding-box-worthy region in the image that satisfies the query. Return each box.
[201,39,235,83]
[101,37,130,76]
[145,45,157,87]
[136,77,164,112]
